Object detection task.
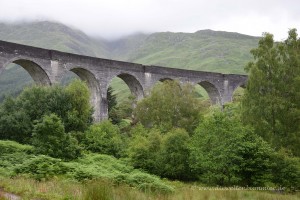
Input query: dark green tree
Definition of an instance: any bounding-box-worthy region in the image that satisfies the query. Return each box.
[242,29,300,156]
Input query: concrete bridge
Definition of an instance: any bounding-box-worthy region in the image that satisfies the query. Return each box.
[0,40,247,122]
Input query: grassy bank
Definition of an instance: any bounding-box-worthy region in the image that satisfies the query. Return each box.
[0,177,299,200]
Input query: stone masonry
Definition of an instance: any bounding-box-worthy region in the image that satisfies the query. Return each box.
[0,40,247,122]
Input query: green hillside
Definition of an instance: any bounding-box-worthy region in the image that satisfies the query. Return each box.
[111,30,259,74]
[0,21,259,101]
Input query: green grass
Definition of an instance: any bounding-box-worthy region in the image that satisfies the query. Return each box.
[0,177,299,200]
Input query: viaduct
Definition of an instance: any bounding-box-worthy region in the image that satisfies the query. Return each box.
[0,40,247,122]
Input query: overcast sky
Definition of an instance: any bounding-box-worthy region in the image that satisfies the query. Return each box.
[0,0,299,40]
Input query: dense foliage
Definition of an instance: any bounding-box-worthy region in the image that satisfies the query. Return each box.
[190,108,274,186]
[84,120,124,158]
[0,80,92,143]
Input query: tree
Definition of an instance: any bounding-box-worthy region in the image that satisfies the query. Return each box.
[135,81,204,134]
[32,114,81,160]
[242,29,300,156]
[189,109,274,186]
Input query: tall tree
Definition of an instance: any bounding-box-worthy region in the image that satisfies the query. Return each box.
[242,29,300,156]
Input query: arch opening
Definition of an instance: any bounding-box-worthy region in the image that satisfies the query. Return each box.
[117,73,144,101]
[198,81,221,105]
[63,68,101,122]
[0,59,50,101]
[107,73,144,124]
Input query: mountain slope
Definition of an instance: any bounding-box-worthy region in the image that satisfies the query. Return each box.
[0,21,109,57]
[108,29,259,74]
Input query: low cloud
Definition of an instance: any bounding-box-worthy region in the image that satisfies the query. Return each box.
[0,0,299,40]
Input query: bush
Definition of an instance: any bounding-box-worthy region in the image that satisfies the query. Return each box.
[32,114,81,160]
[14,155,70,181]
[272,149,300,190]
[159,128,192,180]
[0,140,33,154]
[65,153,174,193]
[84,120,123,157]
[127,127,162,174]
[0,140,34,176]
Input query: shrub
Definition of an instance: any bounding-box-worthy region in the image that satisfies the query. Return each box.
[32,114,81,160]
[272,149,300,190]
[0,140,34,176]
[0,140,33,154]
[84,120,123,157]
[14,155,70,181]
[159,128,192,180]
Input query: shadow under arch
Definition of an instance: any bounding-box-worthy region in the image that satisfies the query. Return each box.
[2,58,51,85]
[69,67,101,121]
[198,81,221,105]
[111,73,144,101]
[159,78,174,82]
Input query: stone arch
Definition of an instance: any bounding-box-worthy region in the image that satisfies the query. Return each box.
[68,67,101,122]
[2,57,51,85]
[109,73,144,101]
[198,81,221,105]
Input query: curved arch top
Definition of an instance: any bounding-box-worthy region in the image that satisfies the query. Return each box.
[2,57,51,85]
[198,81,221,105]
